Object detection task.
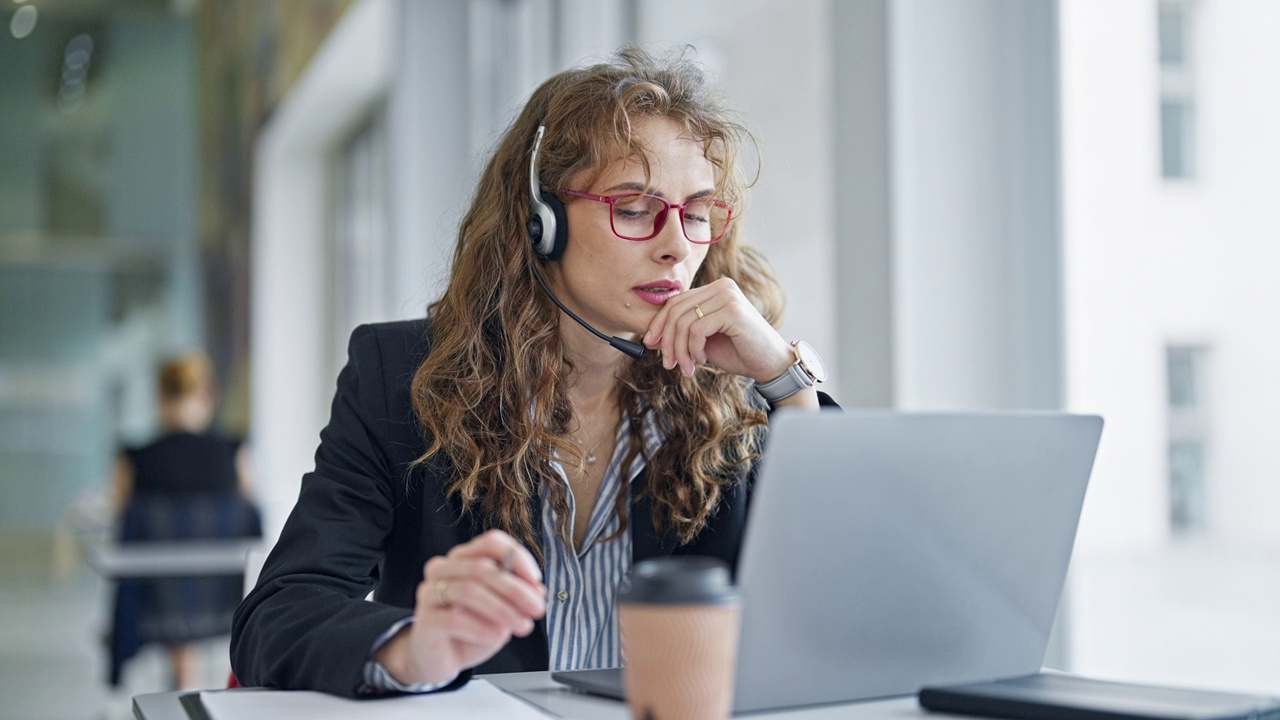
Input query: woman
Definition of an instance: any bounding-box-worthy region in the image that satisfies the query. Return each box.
[231,48,834,697]
[111,352,260,689]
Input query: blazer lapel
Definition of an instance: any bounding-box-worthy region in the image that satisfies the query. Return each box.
[630,471,676,562]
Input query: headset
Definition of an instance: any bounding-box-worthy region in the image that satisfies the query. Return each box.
[525,124,644,358]
[527,125,568,261]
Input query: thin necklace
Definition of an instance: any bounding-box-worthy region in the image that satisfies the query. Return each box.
[572,432,605,466]
[571,403,618,466]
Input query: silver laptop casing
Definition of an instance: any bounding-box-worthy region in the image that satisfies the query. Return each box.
[731,411,1102,712]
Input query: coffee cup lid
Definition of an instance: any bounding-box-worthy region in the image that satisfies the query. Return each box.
[617,556,740,605]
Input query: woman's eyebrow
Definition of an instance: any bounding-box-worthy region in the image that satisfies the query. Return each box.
[601,181,648,194]
[601,182,716,201]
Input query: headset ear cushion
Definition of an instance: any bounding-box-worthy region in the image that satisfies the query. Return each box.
[541,192,569,261]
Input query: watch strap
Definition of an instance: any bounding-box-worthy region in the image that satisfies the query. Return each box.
[754,361,815,404]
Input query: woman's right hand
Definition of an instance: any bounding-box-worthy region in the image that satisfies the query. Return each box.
[375,529,547,686]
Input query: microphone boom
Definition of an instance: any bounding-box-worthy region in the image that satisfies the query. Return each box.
[531,265,645,359]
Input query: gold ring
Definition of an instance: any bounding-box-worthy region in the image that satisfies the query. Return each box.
[436,579,451,606]
[694,304,705,319]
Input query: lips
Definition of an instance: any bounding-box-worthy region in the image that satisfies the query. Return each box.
[632,279,683,306]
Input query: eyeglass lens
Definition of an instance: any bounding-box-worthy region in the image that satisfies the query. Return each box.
[611,194,730,243]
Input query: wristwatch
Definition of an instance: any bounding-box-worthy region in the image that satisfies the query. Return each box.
[754,341,828,403]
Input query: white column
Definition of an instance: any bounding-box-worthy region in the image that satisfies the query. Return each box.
[387,0,473,312]
[252,0,393,540]
[832,0,896,407]
[887,0,1063,412]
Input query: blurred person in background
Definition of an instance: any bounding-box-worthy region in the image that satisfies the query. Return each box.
[232,47,835,697]
[109,352,261,690]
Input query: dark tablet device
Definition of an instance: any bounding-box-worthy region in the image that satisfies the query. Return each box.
[919,673,1280,720]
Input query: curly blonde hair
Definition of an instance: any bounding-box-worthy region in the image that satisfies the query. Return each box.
[411,47,784,561]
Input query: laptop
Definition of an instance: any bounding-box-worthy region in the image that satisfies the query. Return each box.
[553,411,1104,713]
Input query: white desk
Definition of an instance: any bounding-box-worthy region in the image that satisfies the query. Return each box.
[132,671,939,720]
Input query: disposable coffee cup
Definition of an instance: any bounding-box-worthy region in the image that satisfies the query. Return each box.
[618,556,742,720]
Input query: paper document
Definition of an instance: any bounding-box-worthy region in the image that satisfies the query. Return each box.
[199,679,553,720]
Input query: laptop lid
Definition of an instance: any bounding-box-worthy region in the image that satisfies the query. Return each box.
[553,412,1103,713]
[732,411,1102,712]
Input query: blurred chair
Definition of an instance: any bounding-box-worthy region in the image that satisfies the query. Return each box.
[104,493,261,688]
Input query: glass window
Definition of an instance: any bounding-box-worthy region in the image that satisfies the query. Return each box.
[1169,441,1205,532]
[1158,1,1187,66]
[1161,99,1195,179]
[1166,344,1199,408]
[1166,345,1209,535]
[327,109,392,379]
[1157,0,1196,180]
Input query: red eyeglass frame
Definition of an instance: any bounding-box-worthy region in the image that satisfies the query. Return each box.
[562,189,734,244]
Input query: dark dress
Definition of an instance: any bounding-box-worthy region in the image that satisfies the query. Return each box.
[108,432,262,686]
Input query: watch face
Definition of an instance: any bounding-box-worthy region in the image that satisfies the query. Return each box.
[794,341,828,383]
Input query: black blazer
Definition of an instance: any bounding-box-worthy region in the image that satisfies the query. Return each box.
[231,320,836,697]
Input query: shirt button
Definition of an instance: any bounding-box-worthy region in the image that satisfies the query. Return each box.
[557,590,569,602]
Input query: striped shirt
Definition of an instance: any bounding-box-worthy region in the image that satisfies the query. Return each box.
[362,410,661,692]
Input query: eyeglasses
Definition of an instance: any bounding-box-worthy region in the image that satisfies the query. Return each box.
[562,189,734,244]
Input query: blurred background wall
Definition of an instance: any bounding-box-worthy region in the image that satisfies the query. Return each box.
[1,0,1277,718]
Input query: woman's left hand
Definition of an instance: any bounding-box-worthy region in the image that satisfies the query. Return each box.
[642,277,794,384]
